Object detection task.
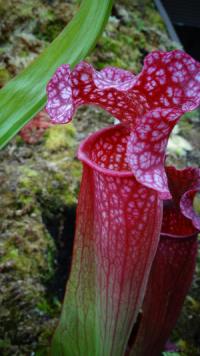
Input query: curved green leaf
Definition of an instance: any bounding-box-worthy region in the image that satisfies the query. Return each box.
[0,0,113,149]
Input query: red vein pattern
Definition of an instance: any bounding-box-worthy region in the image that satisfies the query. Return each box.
[46,51,200,356]
[127,166,200,356]
[51,125,163,355]
[46,50,200,197]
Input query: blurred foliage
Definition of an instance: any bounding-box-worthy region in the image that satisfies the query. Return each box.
[163,353,181,356]
[0,0,113,148]
[0,0,76,77]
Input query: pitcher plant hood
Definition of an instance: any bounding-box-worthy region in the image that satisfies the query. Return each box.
[46,50,200,199]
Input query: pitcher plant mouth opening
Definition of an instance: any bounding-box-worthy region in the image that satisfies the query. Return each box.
[161,196,199,239]
[78,124,138,177]
[162,166,200,235]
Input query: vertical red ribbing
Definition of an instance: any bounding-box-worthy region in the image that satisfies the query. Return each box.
[129,232,198,356]
[51,165,97,355]
[51,125,163,356]
[93,170,162,355]
[128,166,200,356]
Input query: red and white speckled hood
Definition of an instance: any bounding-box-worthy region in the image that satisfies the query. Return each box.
[46,50,200,199]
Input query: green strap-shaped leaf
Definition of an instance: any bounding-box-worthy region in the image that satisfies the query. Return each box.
[0,0,113,149]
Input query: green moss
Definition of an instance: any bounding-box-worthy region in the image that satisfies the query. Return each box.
[0,338,12,350]
[0,217,55,276]
[0,215,56,354]
[19,166,40,180]
[0,152,57,353]
[0,67,10,87]
[89,1,179,73]
[44,123,76,152]
[34,19,66,42]
[71,160,82,179]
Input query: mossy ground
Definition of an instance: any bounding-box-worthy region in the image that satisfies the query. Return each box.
[0,122,81,355]
[0,0,200,355]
